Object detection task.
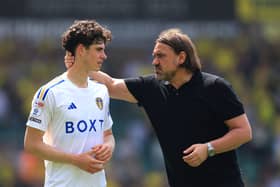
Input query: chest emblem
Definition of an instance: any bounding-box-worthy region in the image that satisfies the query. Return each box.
[96,97,103,110]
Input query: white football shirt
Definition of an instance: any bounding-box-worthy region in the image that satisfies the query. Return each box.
[26,72,113,187]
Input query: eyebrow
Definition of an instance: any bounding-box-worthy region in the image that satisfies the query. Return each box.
[152,51,165,57]
[95,46,105,51]
[93,43,105,48]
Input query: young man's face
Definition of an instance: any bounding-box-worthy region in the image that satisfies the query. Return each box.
[152,42,181,81]
[83,43,107,71]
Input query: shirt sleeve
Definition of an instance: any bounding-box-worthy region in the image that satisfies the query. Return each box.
[125,75,155,106]
[103,88,113,131]
[212,78,245,121]
[26,87,53,131]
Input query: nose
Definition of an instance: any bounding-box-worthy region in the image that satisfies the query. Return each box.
[152,58,159,65]
[102,51,107,60]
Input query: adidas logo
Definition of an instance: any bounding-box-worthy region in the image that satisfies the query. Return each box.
[68,102,77,110]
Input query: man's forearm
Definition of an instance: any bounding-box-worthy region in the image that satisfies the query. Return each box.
[210,114,252,154]
[210,126,251,154]
[104,130,115,152]
[25,140,76,165]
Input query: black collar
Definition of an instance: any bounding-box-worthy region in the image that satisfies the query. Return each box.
[165,70,202,91]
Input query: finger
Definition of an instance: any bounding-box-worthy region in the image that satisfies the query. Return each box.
[95,152,110,161]
[88,166,103,174]
[183,146,194,155]
[86,151,104,164]
[94,147,106,154]
[102,156,111,163]
[192,157,202,165]
[66,51,72,56]
[184,157,200,167]
[92,145,102,152]
[95,147,110,156]
[91,157,105,164]
[183,151,196,160]
[95,147,112,158]
[183,155,195,162]
[91,163,103,169]
[189,160,201,167]
[96,153,111,162]
[87,149,97,156]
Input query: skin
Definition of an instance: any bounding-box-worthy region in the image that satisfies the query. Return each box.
[24,42,115,174]
[152,43,190,88]
[65,42,252,168]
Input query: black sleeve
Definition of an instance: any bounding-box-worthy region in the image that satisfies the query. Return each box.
[211,77,245,121]
[124,75,155,106]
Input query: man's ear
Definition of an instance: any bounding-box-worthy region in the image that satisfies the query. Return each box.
[178,51,187,65]
[76,44,86,57]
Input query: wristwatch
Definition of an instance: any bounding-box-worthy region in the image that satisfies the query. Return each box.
[207,142,216,157]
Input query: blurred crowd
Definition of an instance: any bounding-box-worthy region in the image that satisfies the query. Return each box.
[0,22,279,187]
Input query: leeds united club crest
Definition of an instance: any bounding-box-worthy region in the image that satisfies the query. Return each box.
[96,97,103,110]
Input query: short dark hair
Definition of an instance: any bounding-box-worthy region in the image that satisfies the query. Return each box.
[61,20,112,55]
[156,28,201,72]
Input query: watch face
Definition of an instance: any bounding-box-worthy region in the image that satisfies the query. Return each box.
[207,143,215,157]
[208,149,215,157]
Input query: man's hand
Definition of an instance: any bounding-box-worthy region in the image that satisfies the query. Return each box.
[72,149,104,174]
[92,143,114,163]
[182,143,208,167]
[64,51,75,69]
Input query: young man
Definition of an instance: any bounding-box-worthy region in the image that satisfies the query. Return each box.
[24,20,115,187]
[66,28,252,187]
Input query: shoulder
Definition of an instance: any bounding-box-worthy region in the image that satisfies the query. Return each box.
[123,74,161,101]
[36,74,66,101]
[125,74,164,94]
[141,74,157,81]
[89,80,108,90]
[125,74,161,87]
[125,74,156,82]
[201,72,238,99]
[201,72,230,89]
[201,72,219,86]
[88,80,110,99]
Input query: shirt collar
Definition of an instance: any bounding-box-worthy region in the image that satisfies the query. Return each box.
[164,70,202,90]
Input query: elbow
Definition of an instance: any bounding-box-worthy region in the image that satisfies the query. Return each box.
[24,141,32,153]
[24,139,37,154]
[244,116,253,143]
[24,127,44,155]
[247,129,253,142]
[243,127,253,144]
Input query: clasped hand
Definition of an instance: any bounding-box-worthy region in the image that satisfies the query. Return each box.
[75,143,113,174]
[182,143,208,167]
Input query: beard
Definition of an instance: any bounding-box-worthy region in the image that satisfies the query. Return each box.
[154,66,177,81]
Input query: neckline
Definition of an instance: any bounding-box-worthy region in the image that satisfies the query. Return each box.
[165,70,201,91]
[62,72,90,90]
